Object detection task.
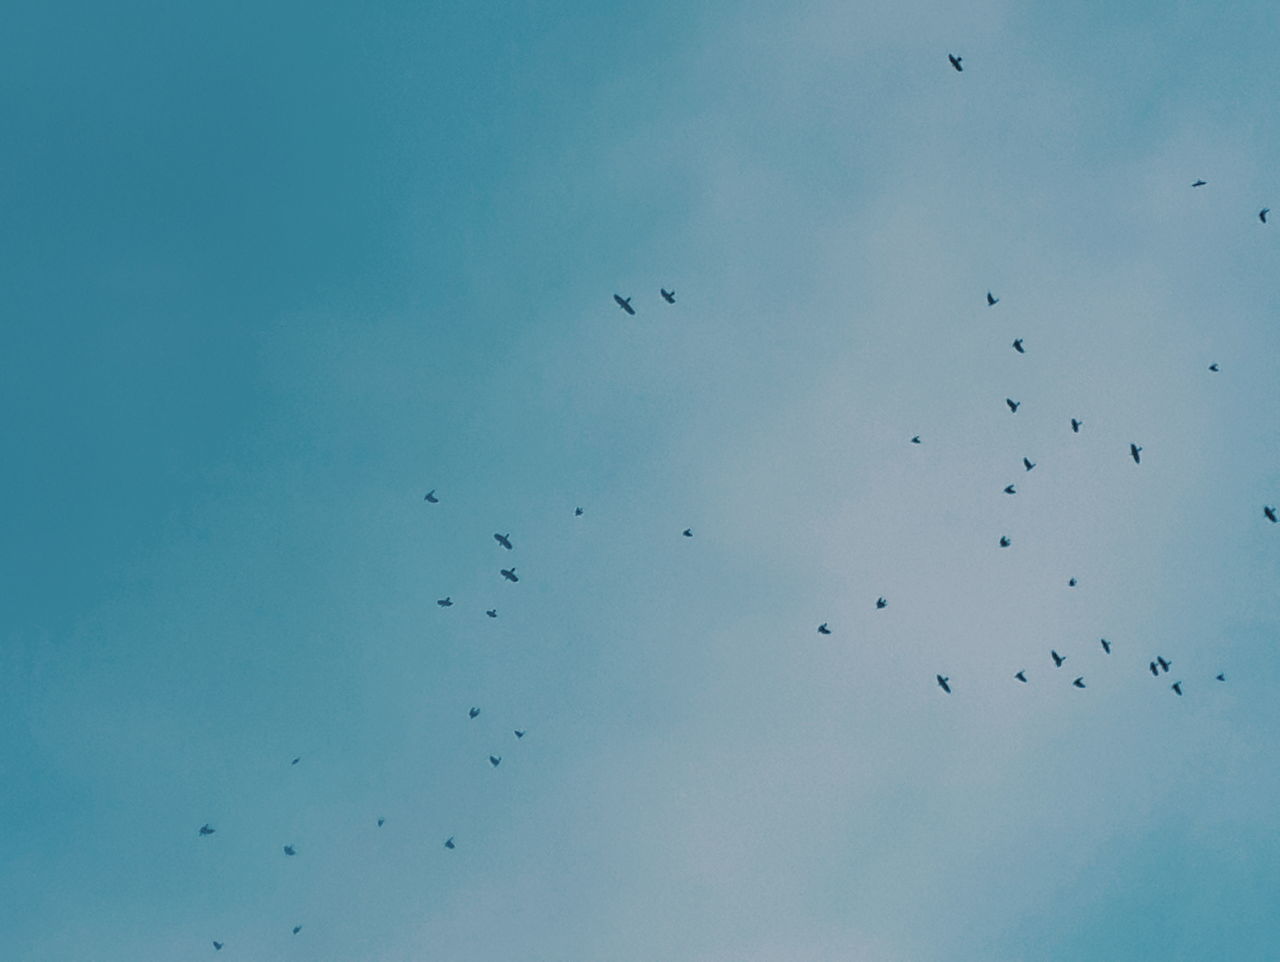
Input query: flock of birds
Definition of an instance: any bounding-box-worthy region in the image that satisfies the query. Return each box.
[188,53,1278,954]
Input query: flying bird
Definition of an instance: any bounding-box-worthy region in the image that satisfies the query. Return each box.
[986,291,998,305]
[1264,506,1277,523]
[1149,661,1160,677]
[486,609,497,618]
[614,294,635,315]
[1068,577,1078,587]
[1260,208,1270,223]
[1023,457,1036,471]
[199,824,215,836]
[1014,670,1027,683]
[424,490,438,503]
[489,755,502,767]
[494,533,513,550]
[949,53,963,72]
[1208,363,1219,372]
[213,942,224,951]
[1216,673,1226,682]
[292,926,302,935]
[377,817,385,827]
[1006,398,1020,413]
[1051,650,1066,668]
[291,757,301,765]
[1100,638,1111,654]
[1072,677,1087,689]
[283,845,296,856]
[1004,484,1016,495]
[437,597,453,607]
[936,675,952,693]
[469,707,481,719]
[575,506,584,516]
[876,597,887,609]
[661,288,676,303]
[911,435,922,444]
[1171,681,1183,696]
[1192,179,1207,187]
[1157,656,1171,673]
[444,837,455,849]
[1130,443,1142,464]
[1071,418,1082,433]
[501,568,519,582]
[514,730,526,738]
[682,528,693,537]
[1012,339,1025,353]
[999,536,1011,547]
[817,623,831,635]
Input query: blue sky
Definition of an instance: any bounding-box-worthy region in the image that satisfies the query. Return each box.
[4,1,1279,959]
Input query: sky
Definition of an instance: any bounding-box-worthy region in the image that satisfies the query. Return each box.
[3,1,1280,959]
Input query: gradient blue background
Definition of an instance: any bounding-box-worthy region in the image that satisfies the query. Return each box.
[3,1,1279,959]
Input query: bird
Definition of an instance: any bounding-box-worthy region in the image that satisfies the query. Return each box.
[199,824,215,836]
[1171,681,1183,696]
[986,291,998,305]
[1149,661,1159,677]
[1130,443,1142,464]
[936,675,952,693]
[911,435,922,444]
[1051,650,1066,668]
[1012,338,1025,353]
[1006,398,1020,413]
[444,837,455,849]
[377,817,385,827]
[292,926,302,935]
[494,533,513,550]
[661,288,676,303]
[1023,457,1036,471]
[876,597,887,609]
[817,623,831,635]
[486,609,497,618]
[1100,638,1111,654]
[1068,577,1078,587]
[1072,677,1086,689]
[575,506,584,516]
[999,536,1011,547]
[1216,673,1226,682]
[1003,484,1016,495]
[469,707,481,719]
[500,567,518,582]
[1157,656,1171,673]
[283,845,296,856]
[682,528,693,537]
[1260,208,1270,223]
[1264,506,1277,523]
[213,942,224,951]
[424,489,439,503]
[514,730,526,738]
[1192,179,1207,187]
[1208,363,1219,372]
[291,756,300,765]
[1071,418,1083,433]
[1014,670,1027,683]
[489,755,502,767]
[614,294,635,315]
[949,53,963,72]
[437,597,453,607]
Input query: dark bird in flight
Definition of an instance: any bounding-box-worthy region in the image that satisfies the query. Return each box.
[199,824,215,836]
[501,568,519,582]
[1157,656,1171,673]
[1264,506,1277,523]
[377,817,385,827]
[469,707,481,719]
[936,675,952,693]
[292,926,302,935]
[1006,398,1020,413]
[986,291,998,305]
[1149,661,1160,677]
[1068,577,1078,587]
[1171,681,1183,696]
[424,489,439,503]
[1023,457,1036,471]
[1004,484,1016,495]
[1100,638,1111,654]
[911,435,922,444]
[1130,443,1142,464]
[1012,339,1025,353]
[444,837,455,849]
[817,623,831,635]
[999,535,1011,547]
[1051,650,1066,668]
[1216,673,1226,681]
[437,597,453,607]
[683,528,693,537]
[1073,677,1087,689]
[486,609,497,618]
[575,506,584,516]
[1260,208,1270,223]
[1208,363,1219,372]
[1071,418,1082,433]
[1014,670,1027,683]
[614,294,635,315]
[213,943,223,951]
[494,533,513,550]
[514,730,526,738]
[661,289,676,303]
[283,845,296,856]
[876,597,887,609]
[291,757,301,765]
[489,755,502,767]
[949,53,963,72]
[1192,179,1207,187]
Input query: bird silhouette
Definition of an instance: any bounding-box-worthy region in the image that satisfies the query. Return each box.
[486,609,497,618]
[911,435,922,444]
[494,533,513,550]
[1261,208,1270,223]
[1012,339,1025,353]
[876,597,887,609]
[949,53,963,72]
[1192,179,1207,187]
[1068,577,1078,587]
[1171,681,1183,696]
[469,707,481,719]
[1149,661,1159,677]
[377,817,385,827]
[575,506,584,516]
[291,756,300,765]
[1023,457,1036,471]
[1014,670,1027,683]
[1130,443,1142,464]
[817,623,831,635]
[1208,363,1219,372]
[1216,673,1226,682]
[489,755,502,767]
[1072,677,1086,688]
[936,675,952,693]
[444,837,455,849]
[424,489,439,503]
[986,291,998,305]
[1006,398,1020,413]
[1051,650,1066,668]
[614,294,635,315]
[292,926,302,935]
[1264,506,1277,523]
[661,288,676,303]
[1071,418,1082,433]
[682,528,693,537]
[199,824,215,836]
[999,536,1011,547]
[501,568,519,582]
[1100,638,1111,654]
[283,845,296,856]
[213,942,224,951]
[514,730,526,738]
[1157,656,1171,673]
[1004,484,1016,494]
[437,597,453,607]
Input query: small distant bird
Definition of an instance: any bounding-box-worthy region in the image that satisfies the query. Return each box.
[661,288,676,303]
[514,730,526,738]
[876,597,887,609]
[614,294,635,315]
[1260,208,1270,223]
[1023,457,1036,471]
[1264,506,1277,523]
[1012,339,1025,354]
[1072,677,1086,689]
[469,707,481,719]
[1004,484,1016,494]
[949,53,963,72]
[494,533,513,550]
[1171,681,1183,696]
[486,609,497,618]
[291,757,300,765]
[1071,418,1082,433]
[489,755,502,767]
[424,490,439,503]
[1216,673,1226,682]
[936,675,952,693]
[377,817,385,827]
[1157,656,1171,673]
[682,528,693,537]
[501,568,519,582]
[1100,638,1111,654]
[1006,398,1020,413]
[1068,577,1078,587]
[999,535,1011,547]
[817,623,831,635]
[1014,670,1027,683]
[575,506,584,516]
[1149,661,1159,677]
[1130,443,1142,464]
[444,837,455,849]
[283,845,296,856]
[292,926,302,935]
[1208,363,1219,372]
[1051,650,1066,668]
[986,291,998,306]
[437,597,453,607]
[213,943,223,951]
[1192,179,1207,187]
[911,435,922,444]
[199,824,215,836]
